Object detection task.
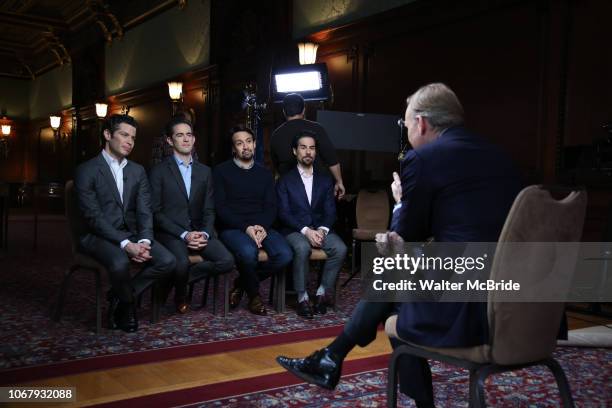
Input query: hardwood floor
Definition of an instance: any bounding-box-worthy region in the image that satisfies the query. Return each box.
[5,312,610,408]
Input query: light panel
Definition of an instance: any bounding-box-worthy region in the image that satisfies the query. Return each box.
[275,71,322,93]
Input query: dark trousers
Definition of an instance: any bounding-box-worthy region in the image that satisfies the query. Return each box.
[344,300,434,402]
[220,228,292,297]
[80,234,176,302]
[155,233,235,300]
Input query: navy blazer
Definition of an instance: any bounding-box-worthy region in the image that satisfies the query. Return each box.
[149,155,215,240]
[276,166,336,235]
[392,126,523,348]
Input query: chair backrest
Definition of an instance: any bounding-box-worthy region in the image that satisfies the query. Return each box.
[488,185,587,365]
[355,189,390,230]
[65,180,87,255]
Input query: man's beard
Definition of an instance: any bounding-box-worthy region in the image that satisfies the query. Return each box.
[239,150,253,160]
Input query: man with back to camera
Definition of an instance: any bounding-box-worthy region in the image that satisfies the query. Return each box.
[74,114,176,333]
[213,124,293,315]
[276,83,523,407]
[148,116,235,314]
[271,93,346,199]
[276,131,347,319]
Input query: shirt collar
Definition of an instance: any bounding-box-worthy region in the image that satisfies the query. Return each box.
[174,153,193,167]
[233,158,255,170]
[102,149,127,169]
[297,163,313,177]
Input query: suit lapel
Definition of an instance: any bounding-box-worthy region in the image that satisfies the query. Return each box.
[189,162,201,201]
[293,167,311,208]
[97,154,123,207]
[167,157,189,200]
[122,163,133,212]
[310,171,321,208]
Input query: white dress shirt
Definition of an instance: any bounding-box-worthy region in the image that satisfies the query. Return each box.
[297,164,329,236]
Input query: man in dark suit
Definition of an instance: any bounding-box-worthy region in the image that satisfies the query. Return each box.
[149,116,234,313]
[271,93,345,199]
[276,83,523,407]
[75,114,176,333]
[277,132,347,319]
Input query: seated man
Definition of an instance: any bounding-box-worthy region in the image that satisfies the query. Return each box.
[271,93,345,198]
[213,125,292,315]
[276,83,523,407]
[149,116,235,314]
[276,132,347,318]
[75,114,176,332]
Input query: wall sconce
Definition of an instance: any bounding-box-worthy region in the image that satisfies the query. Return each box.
[49,115,68,153]
[50,115,61,130]
[298,42,318,65]
[95,102,108,118]
[168,81,183,115]
[168,81,183,101]
[0,118,9,160]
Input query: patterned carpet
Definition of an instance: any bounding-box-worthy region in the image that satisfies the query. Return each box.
[91,347,611,407]
[182,348,612,407]
[0,250,360,373]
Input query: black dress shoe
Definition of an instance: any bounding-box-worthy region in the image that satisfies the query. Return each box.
[113,302,138,333]
[314,294,330,315]
[296,300,314,319]
[276,348,342,390]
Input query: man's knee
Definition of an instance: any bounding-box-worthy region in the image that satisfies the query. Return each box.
[107,256,131,277]
[289,238,311,259]
[155,250,176,273]
[273,245,293,267]
[215,254,235,273]
[233,246,258,267]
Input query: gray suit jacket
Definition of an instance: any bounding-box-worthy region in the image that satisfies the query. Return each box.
[74,152,154,248]
[149,155,215,239]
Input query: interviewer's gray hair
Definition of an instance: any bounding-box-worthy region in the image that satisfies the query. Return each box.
[406,83,465,132]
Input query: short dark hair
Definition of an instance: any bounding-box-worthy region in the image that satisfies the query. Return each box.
[283,93,305,117]
[165,116,193,137]
[292,130,317,149]
[101,114,138,144]
[229,124,255,143]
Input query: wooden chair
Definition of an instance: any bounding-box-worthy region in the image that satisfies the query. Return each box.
[343,189,389,287]
[187,254,231,317]
[54,181,162,333]
[385,186,587,407]
[271,248,340,313]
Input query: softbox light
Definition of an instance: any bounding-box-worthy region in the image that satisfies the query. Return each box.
[272,63,330,103]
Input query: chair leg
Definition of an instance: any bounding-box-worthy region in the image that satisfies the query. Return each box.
[150,283,160,324]
[53,264,78,322]
[212,275,219,315]
[544,358,575,408]
[276,269,286,313]
[94,270,102,334]
[268,274,275,306]
[202,277,211,308]
[468,365,492,408]
[223,273,229,318]
[188,282,195,303]
[342,239,358,287]
[386,346,403,408]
